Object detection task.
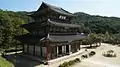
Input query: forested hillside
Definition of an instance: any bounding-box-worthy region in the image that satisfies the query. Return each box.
[0,10,29,49]
[0,10,120,48]
[72,12,120,34]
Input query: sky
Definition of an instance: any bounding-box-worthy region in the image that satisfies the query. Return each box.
[0,0,120,17]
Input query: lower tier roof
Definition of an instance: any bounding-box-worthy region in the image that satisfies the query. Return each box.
[44,34,86,42]
[16,34,87,44]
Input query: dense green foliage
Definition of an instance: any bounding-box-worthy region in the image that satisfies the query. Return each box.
[0,56,14,67]
[71,12,120,45]
[0,9,29,49]
[72,12,120,34]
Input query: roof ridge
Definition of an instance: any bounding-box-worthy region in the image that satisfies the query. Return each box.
[36,2,73,16]
[48,19,81,28]
[42,2,61,9]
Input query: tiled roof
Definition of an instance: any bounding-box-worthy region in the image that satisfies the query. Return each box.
[37,2,74,16]
[16,33,87,44]
[15,34,45,44]
[47,19,81,28]
[47,34,87,42]
[40,34,87,42]
[21,19,81,28]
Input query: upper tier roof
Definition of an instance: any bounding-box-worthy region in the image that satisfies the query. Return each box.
[36,2,74,16]
[21,19,81,29]
[47,19,81,28]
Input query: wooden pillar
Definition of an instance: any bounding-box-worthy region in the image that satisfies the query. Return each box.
[22,44,24,53]
[40,46,42,57]
[54,46,57,59]
[33,44,35,56]
[77,44,80,51]
[79,44,81,50]
[39,42,43,57]
[46,41,52,60]
[57,46,59,57]
[62,45,64,54]
[64,45,66,54]
[27,45,29,53]
[76,44,77,52]
[69,45,71,54]
[46,46,51,60]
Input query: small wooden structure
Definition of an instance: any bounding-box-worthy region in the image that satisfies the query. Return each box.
[16,2,86,61]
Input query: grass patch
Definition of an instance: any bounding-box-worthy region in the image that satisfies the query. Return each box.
[0,56,14,67]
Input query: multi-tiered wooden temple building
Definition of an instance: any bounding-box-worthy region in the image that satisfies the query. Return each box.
[16,2,86,61]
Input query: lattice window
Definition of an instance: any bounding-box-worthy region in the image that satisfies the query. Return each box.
[59,15,66,20]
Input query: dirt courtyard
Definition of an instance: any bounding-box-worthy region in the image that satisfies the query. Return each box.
[4,43,120,67]
[72,43,120,67]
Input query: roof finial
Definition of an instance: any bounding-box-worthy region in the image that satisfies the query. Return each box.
[42,1,45,4]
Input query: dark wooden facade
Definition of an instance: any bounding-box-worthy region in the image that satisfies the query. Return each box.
[16,2,86,61]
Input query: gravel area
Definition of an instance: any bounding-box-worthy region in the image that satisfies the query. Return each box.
[72,43,120,67]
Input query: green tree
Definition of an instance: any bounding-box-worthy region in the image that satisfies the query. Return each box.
[0,10,29,49]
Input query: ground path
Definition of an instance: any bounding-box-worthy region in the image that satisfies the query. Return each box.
[4,43,120,67]
[72,43,120,67]
[35,49,87,67]
[83,59,120,67]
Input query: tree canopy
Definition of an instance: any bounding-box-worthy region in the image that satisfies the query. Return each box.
[71,12,120,34]
[0,10,29,49]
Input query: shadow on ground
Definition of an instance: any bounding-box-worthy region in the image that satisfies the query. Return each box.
[4,53,41,67]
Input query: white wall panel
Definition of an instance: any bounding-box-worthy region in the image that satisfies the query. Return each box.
[42,47,46,57]
[35,46,40,56]
[29,45,33,54]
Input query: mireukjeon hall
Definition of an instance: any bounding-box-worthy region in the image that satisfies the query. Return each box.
[16,2,87,62]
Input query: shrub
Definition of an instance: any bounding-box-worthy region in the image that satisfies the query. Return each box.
[59,58,81,67]
[59,64,64,67]
[44,62,48,65]
[108,50,114,53]
[89,51,96,56]
[102,50,117,57]
[103,53,116,57]
[81,54,88,59]
[75,58,81,62]
[61,62,69,67]
[68,60,74,65]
